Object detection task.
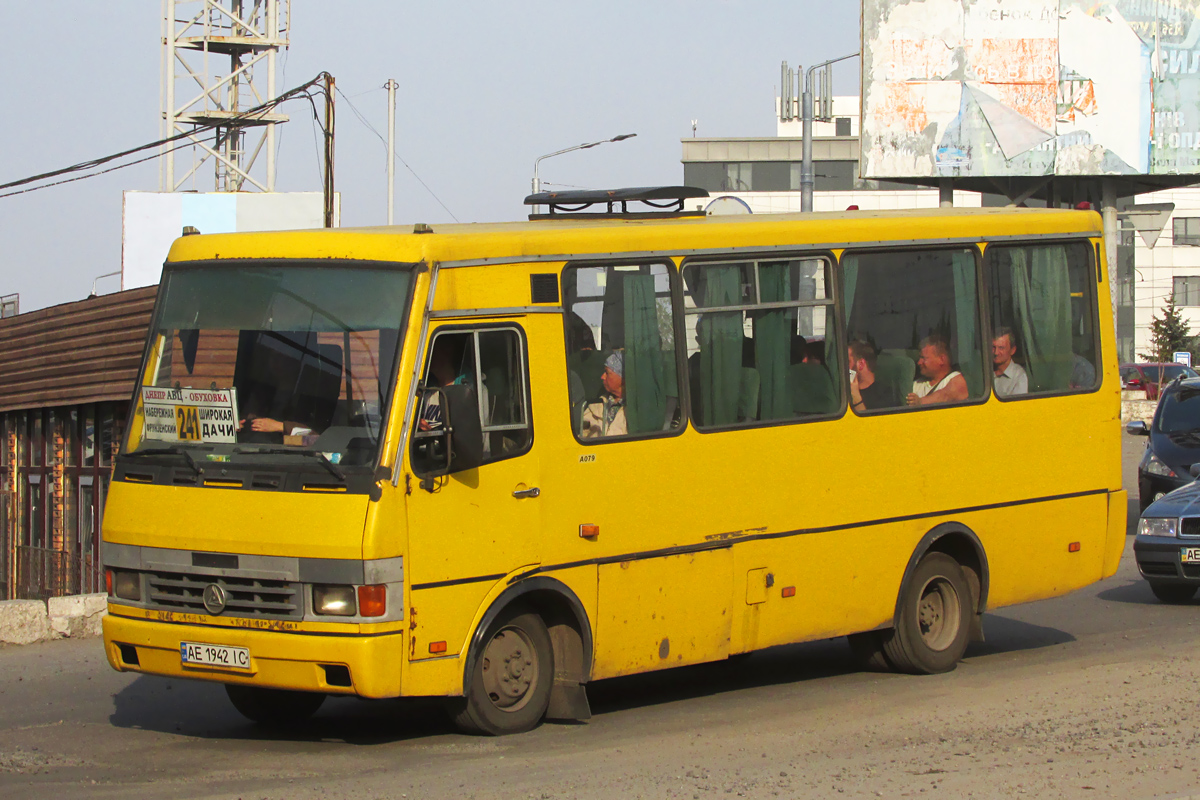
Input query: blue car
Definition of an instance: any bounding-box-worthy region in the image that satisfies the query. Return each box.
[1134,480,1200,603]
[1127,377,1200,511]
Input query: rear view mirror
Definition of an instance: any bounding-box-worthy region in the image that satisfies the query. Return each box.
[1126,420,1150,436]
[442,383,484,472]
[1190,464,1200,480]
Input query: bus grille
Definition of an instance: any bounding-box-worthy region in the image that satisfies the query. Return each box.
[145,571,302,619]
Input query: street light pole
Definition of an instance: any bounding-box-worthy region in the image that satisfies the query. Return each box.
[531,133,637,213]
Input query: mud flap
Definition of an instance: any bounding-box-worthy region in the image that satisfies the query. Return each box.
[545,680,591,722]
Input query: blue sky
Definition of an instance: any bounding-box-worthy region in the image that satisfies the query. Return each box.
[0,2,861,312]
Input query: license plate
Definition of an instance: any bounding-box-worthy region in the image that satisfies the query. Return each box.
[1182,548,1200,564]
[181,641,251,670]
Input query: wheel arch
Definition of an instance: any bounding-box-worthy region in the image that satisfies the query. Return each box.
[894,522,990,634]
[462,577,594,696]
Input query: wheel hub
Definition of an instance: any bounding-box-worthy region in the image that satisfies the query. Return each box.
[916,577,960,652]
[480,627,538,711]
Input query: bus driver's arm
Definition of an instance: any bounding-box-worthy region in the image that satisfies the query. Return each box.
[906,373,969,406]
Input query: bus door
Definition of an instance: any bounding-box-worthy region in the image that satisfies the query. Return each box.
[404,323,540,660]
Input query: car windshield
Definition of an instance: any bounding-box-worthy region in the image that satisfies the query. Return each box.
[1161,364,1197,382]
[126,263,412,467]
[1158,386,1200,433]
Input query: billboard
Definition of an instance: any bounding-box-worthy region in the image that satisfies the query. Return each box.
[862,0,1200,179]
[121,192,334,290]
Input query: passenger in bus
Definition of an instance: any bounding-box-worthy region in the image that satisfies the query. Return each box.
[418,336,477,432]
[906,334,968,406]
[1070,353,1097,390]
[848,340,900,410]
[580,351,627,437]
[991,327,1028,397]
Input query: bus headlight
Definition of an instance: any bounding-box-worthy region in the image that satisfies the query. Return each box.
[313,585,357,616]
[111,570,141,601]
[1137,518,1179,538]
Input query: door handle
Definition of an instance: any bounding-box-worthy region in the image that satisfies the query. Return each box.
[512,487,541,499]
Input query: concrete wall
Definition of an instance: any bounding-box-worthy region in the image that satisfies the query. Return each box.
[0,594,106,646]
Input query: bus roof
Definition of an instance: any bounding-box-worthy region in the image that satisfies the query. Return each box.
[166,206,1104,267]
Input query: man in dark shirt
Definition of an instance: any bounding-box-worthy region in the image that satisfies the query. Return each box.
[848,340,899,411]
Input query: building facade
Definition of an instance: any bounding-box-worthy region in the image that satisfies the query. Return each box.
[0,287,155,600]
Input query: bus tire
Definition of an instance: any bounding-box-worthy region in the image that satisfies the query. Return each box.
[847,631,893,671]
[883,553,970,675]
[452,607,554,736]
[1149,581,1196,604]
[224,685,325,726]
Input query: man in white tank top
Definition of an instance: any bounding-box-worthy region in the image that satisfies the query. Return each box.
[907,334,969,406]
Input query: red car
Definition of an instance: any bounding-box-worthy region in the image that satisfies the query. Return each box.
[1120,362,1199,400]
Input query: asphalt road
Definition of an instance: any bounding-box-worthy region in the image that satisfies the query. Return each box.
[2,432,1198,800]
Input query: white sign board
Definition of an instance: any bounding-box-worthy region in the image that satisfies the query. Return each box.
[1175,351,1193,368]
[141,387,240,444]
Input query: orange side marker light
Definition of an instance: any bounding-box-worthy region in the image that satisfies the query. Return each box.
[429,641,448,654]
[1068,542,1081,553]
[579,524,600,539]
[781,586,796,598]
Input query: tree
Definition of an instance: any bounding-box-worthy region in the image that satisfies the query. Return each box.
[1141,293,1194,363]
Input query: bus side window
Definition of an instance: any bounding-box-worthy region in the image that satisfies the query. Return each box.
[411,327,532,474]
[562,263,682,439]
[985,242,1099,395]
[843,248,985,410]
[682,256,839,428]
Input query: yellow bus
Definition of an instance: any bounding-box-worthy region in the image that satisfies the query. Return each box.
[102,189,1125,735]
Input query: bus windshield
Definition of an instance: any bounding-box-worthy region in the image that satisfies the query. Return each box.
[127,263,412,468]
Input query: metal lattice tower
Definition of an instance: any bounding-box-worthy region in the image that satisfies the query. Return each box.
[161,0,290,192]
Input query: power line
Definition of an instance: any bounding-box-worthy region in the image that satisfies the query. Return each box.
[0,73,331,199]
[334,86,460,223]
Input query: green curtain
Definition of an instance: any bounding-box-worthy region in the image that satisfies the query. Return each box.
[623,275,666,434]
[756,263,792,420]
[1010,247,1072,391]
[698,266,743,426]
[951,252,981,398]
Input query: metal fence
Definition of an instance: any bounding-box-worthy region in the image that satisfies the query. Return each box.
[14,546,102,600]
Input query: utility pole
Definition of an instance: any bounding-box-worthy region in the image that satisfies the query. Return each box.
[324,73,336,228]
[800,53,858,213]
[386,78,398,226]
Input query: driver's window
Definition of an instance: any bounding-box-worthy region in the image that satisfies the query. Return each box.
[411,326,532,475]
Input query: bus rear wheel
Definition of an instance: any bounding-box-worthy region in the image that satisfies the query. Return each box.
[883,553,970,675]
[451,607,554,736]
[225,685,325,727]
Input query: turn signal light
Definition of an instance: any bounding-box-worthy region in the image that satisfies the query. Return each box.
[105,569,113,596]
[579,524,600,539]
[781,586,796,598]
[1068,542,1081,553]
[357,584,387,617]
[429,641,448,654]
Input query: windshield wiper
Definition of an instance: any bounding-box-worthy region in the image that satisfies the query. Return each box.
[233,446,346,481]
[125,445,203,477]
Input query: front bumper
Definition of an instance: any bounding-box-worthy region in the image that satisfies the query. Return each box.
[1133,536,1200,584]
[1139,470,1190,508]
[103,611,405,699]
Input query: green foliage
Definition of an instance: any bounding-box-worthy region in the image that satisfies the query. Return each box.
[1141,293,1195,363]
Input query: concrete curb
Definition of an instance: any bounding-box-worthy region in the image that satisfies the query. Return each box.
[0,593,106,645]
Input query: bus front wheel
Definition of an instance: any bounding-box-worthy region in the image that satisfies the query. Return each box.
[882,553,970,675]
[451,607,554,735]
[225,685,325,727]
